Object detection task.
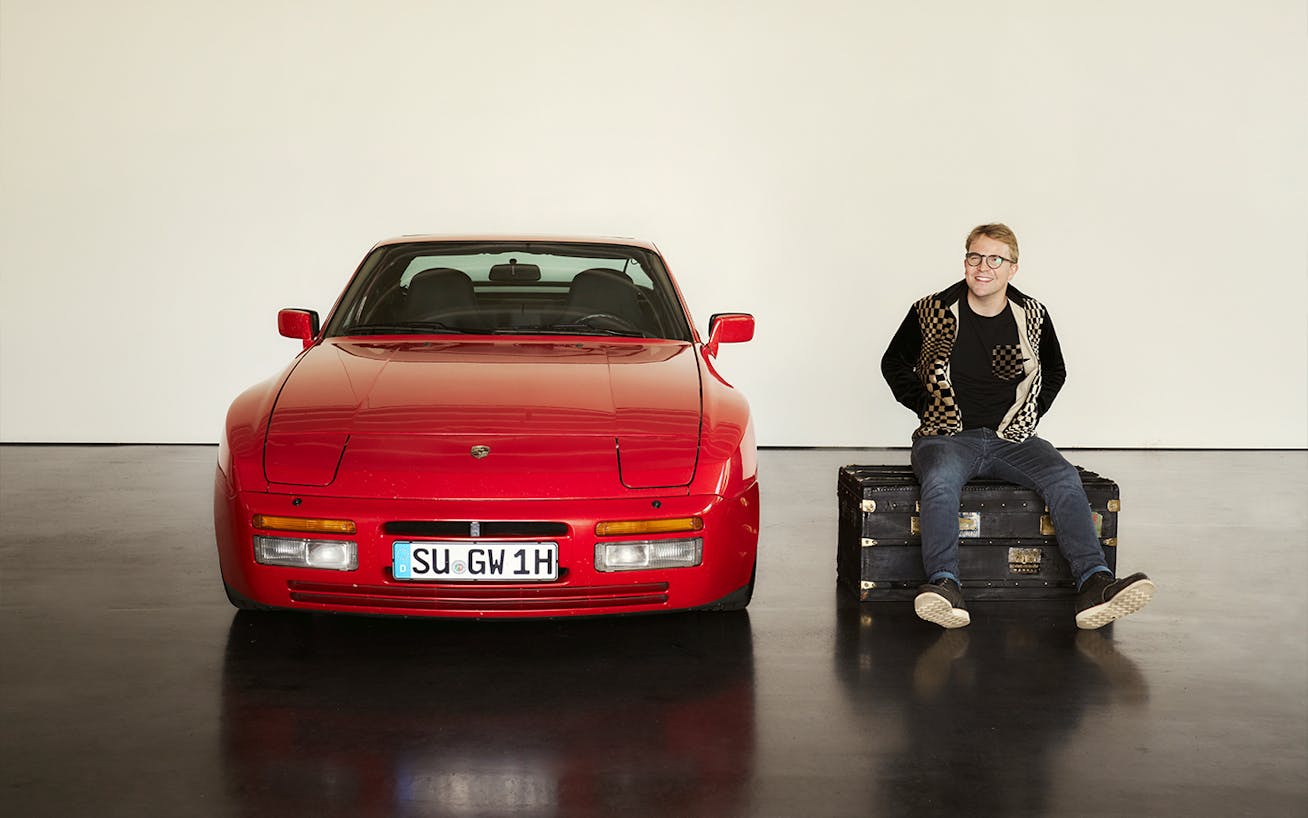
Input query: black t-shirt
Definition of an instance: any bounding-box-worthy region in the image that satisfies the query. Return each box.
[950,298,1027,430]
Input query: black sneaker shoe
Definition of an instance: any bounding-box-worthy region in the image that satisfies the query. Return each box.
[914,578,970,629]
[1075,572,1156,630]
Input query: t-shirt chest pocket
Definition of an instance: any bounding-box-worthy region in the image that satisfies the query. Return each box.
[991,344,1027,381]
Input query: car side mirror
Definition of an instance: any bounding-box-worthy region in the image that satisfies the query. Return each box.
[704,313,755,357]
[278,308,320,349]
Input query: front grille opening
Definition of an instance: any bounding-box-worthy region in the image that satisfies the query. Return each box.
[383,521,571,538]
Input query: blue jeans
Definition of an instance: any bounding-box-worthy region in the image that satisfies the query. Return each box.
[910,429,1111,590]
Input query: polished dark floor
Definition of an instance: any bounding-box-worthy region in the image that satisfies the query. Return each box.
[1,446,1305,817]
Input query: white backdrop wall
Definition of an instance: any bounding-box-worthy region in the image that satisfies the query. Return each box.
[2,0,1304,447]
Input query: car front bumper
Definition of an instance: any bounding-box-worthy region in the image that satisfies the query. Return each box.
[214,468,759,618]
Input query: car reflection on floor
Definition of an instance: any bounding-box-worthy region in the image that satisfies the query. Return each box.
[221,611,755,817]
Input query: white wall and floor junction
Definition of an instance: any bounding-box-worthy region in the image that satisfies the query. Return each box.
[2,1,1304,448]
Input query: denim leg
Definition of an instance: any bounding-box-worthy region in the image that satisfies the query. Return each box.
[983,435,1111,586]
[911,433,983,583]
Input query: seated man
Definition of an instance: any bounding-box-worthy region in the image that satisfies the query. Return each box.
[880,223,1156,629]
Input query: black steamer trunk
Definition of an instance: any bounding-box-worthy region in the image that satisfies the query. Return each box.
[837,465,1120,601]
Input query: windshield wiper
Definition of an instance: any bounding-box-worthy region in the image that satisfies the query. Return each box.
[342,322,487,336]
[531,323,648,338]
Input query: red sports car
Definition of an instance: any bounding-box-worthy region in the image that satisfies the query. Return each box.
[214,236,758,617]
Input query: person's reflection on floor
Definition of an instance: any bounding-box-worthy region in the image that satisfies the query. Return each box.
[835,600,1150,816]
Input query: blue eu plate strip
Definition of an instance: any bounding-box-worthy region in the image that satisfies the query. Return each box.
[392,542,411,579]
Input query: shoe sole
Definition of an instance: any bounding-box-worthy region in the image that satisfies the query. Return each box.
[1076,578,1157,630]
[914,592,970,629]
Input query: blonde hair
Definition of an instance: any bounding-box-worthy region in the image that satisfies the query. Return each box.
[966,223,1019,263]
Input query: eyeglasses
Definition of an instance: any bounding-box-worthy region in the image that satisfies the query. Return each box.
[965,253,1015,269]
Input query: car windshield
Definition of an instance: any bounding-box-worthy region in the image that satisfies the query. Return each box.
[323,241,693,341]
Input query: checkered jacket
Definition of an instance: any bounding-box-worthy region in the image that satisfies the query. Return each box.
[880,281,1067,442]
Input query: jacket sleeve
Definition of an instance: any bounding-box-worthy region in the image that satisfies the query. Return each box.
[1036,310,1066,417]
[881,306,929,415]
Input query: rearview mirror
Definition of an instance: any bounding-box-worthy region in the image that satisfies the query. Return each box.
[278,308,320,349]
[489,261,542,281]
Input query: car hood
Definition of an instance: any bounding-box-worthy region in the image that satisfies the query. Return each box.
[263,339,702,496]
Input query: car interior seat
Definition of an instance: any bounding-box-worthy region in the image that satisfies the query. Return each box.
[401,268,479,326]
[564,268,645,331]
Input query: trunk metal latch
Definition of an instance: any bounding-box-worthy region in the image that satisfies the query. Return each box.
[1008,547,1043,575]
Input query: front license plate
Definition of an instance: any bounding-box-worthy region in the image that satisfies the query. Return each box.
[392,541,559,582]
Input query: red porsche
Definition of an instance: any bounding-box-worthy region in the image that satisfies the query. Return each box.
[214,236,758,617]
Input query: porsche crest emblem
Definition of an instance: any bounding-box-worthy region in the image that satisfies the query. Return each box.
[470,445,491,459]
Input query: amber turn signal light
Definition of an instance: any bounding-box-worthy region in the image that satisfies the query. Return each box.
[252,515,357,535]
[594,516,703,537]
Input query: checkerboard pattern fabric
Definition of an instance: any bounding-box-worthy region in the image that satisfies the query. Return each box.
[914,297,962,437]
[999,299,1047,442]
[909,289,1050,443]
[990,344,1026,381]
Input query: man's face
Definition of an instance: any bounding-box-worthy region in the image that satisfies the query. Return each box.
[963,234,1018,300]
